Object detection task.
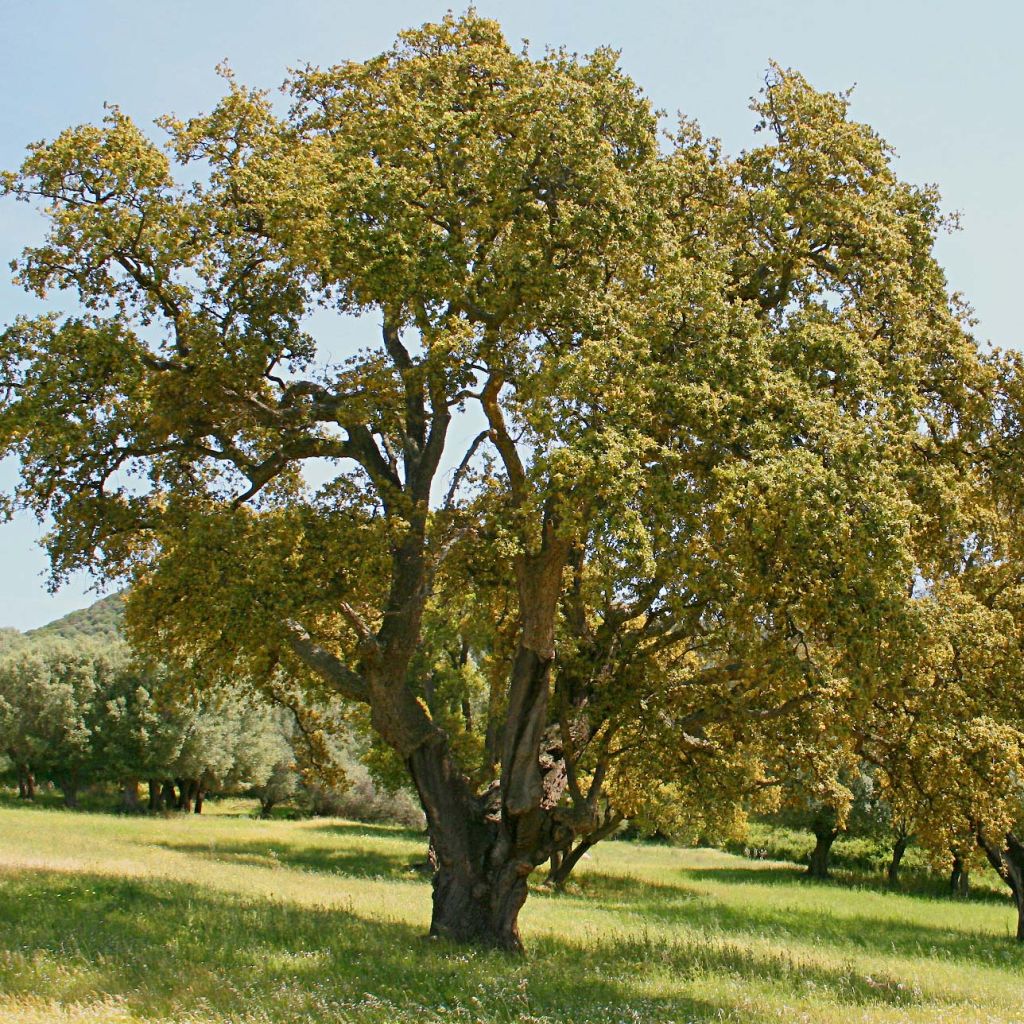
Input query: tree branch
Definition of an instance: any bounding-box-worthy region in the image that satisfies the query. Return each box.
[283,620,369,704]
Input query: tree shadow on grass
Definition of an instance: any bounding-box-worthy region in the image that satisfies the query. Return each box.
[555,866,1024,971]
[152,834,1023,975]
[312,820,427,843]
[685,863,1009,904]
[0,868,943,1024]
[153,837,421,880]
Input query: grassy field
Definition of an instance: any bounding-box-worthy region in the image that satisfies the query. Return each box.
[0,802,1021,1023]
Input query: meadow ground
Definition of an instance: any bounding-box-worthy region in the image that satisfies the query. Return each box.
[0,801,1021,1024]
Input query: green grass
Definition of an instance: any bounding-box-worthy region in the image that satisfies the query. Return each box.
[0,803,1022,1023]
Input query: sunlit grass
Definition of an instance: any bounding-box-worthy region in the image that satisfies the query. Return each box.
[0,802,1022,1022]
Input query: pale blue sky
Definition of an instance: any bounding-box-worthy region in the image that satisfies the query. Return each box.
[0,0,1019,629]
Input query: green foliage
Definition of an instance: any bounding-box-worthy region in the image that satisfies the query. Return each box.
[24,592,125,644]
[0,9,1019,947]
[298,754,425,830]
[0,608,298,807]
[0,634,124,800]
[730,822,931,881]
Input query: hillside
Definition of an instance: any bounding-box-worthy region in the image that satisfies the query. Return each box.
[23,592,125,644]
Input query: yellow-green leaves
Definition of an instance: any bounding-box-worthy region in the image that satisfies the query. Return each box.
[0,12,1012,877]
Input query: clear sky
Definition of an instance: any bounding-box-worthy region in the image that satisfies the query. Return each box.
[0,0,1019,629]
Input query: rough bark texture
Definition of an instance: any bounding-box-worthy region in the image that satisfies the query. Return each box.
[398,536,574,951]
[406,718,568,949]
[407,738,504,946]
[282,366,577,952]
[808,826,839,879]
[400,521,572,949]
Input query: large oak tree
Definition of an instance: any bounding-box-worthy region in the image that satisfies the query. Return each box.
[0,14,990,949]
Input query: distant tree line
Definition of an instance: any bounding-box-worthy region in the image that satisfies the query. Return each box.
[0,627,289,811]
[0,613,423,824]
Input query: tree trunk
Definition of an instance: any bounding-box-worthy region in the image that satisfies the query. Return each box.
[148,779,164,812]
[161,781,176,809]
[407,737,524,950]
[979,831,1024,941]
[282,447,572,952]
[260,797,275,819]
[121,778,141,813]
[545,812,623,889]
[402,533,573,952]
[62,782,79,809]
[950,853,970,898]
[547,849,562,879]
[428,851,526,950]
[193,782,204,814]
[547,837,593,889]
[16,765,35,800]
[1010,838,1024,942]
[808,827,839,879]
[887,834,908,888]
[175,778,192,812]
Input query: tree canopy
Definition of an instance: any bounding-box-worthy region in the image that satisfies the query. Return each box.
[0,12,1008,949]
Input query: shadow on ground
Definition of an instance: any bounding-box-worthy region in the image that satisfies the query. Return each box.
[154,836,422,880]
[0,866,948,1024]
[151,829,1023,976]
[549,862,1023,971]
[312,820,426,842]
[682,862,1009,903]
[1,802,1019,1023]
[0,870,723,1023]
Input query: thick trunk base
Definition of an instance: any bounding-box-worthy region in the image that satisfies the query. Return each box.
[407,741,535,953]
[430,861,527,952]
[808,828,838,879]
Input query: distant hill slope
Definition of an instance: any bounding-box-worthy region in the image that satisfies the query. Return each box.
[25,593,125,643]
